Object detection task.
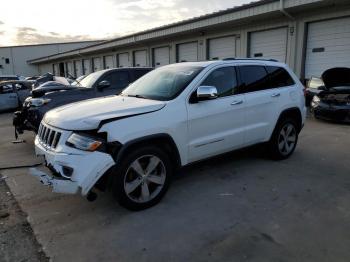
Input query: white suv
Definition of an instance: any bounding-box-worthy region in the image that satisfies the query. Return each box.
[31,60,306,210]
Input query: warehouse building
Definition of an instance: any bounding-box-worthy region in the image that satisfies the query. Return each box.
[0,40,102,77]
[28,0,350,82]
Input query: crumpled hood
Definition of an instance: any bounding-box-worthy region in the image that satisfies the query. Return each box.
[44,95,166,130]
[322,67,350,88]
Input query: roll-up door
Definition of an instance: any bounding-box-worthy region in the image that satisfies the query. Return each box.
[83,59,92,75]
[93,57,102,72]
[74,60,83,77]
[177,42,198,62]
[117,53,130,68]
[305,17,350,79]
[208,36,236,60]
[104,55,114,69]
[134,50,148,67]
[153,46,170,68]
[249,27,288,62]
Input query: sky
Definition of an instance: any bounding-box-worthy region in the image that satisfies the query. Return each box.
[0,0,253,46]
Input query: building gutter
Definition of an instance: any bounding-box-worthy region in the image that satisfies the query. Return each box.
[279,0,295,20]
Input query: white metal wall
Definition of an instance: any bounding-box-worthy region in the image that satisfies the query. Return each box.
[305,16,350,78]
[93,57,102,72]
[74,60,83,77]
[83,59,92,74]
[249,27,288,62]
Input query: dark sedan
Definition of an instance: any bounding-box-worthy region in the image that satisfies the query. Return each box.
[311,67,350,123]
[13,67,153,134]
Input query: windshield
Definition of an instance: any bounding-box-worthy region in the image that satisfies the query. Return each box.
[121,65,203,101]
[76,71,103,88]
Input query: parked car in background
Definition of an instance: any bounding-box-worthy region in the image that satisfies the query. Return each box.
[0,75,19,83]
[30,60,306,210]
[311,67,350,123]
[0,80,32,111]
[13,68,153,133]
[305,77,326,106]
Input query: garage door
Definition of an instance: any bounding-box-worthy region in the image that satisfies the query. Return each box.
[208,36,236,60]
[117,53,130,68]
[153,47,170,68]
[53,64,59,76]
[93,57,102,72]
[305,17,350,79]
[104,55,114,69]
[83,59,92,75]
[249,27,288,62]
[65,61,74,77]
[134,50,148,67]
[74,60,83,77]
[177,42,198,62]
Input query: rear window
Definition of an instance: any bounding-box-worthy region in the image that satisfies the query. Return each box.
[266,66,295,88]
[238,65,269,93]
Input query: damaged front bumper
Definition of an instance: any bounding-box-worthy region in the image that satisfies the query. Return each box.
[32,135,116,196]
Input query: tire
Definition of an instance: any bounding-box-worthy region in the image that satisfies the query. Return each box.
[112,145,173,211]
[268,118,299,160]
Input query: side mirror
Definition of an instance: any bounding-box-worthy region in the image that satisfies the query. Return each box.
[97,80,110,90]
[197,86,218,100]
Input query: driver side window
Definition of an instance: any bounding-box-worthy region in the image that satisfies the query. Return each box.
[201,67,237,97]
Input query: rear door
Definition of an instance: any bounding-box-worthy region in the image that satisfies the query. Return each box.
[237,64,280,144]
[187,66,245,162]
[0,84,18,110]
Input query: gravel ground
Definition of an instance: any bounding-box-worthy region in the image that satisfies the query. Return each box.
[0,176,48,262]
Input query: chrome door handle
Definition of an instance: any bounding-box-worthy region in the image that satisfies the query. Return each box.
[231,100,243,105]
[271,93,280,97]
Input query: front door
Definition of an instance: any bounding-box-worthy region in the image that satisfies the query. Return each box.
[187,66,245,162]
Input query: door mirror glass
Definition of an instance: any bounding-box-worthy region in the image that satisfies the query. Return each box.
[97,80,110,90]
[197,86,218,100]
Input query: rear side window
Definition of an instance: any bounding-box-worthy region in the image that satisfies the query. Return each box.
[201,67,238,97]
[266,66,295,88]
[238,65,269,93]
[102,71,130,89]
[133,70,151,81]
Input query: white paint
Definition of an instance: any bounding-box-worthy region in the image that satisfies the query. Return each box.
[305,16,350,78]
[83,59,92,74]
[74,60,83,77]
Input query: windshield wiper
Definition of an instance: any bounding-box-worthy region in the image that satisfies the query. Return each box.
[123,94,149,99]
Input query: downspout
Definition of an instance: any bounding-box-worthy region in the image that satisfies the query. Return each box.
[279,0,295,20]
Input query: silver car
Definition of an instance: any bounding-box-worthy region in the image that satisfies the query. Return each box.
[0,81,32,111]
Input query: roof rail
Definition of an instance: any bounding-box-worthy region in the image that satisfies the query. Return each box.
[222,58,279,62]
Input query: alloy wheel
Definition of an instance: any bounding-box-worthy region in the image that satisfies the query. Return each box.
[278,123,297,156]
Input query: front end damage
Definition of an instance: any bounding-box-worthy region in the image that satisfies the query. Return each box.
[31,124,116,199]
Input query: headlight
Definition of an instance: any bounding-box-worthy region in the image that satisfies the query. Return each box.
[30,98,51,107]
[312,96,320,103]
[66,133,103,151]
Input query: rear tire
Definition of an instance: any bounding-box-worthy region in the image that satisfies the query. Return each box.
[112,146,172,211]
[268,118,299,160]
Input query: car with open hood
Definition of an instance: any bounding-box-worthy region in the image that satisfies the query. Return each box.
[311,67,350,123]
[13,68,153,134]
[29,60,306,210]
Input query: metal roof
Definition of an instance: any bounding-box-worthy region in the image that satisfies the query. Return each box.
[28,0,324,64]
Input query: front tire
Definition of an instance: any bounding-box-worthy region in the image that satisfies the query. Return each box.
[112,146,172,211]
[268,118,299,160]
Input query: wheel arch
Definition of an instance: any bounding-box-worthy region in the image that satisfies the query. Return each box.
[115,133,182,170]
[273,107,303,136]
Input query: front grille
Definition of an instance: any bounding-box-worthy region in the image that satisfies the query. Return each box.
[37,123,61,149]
